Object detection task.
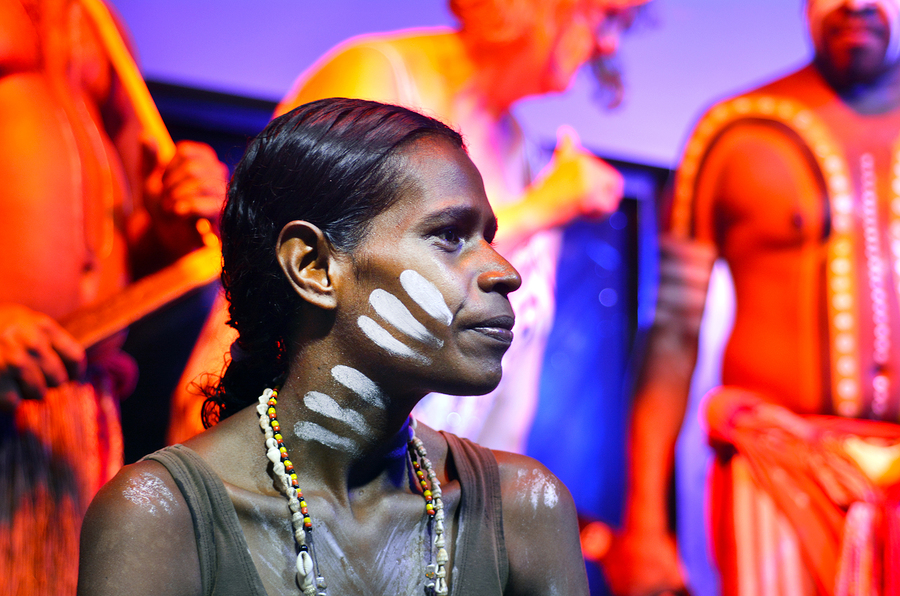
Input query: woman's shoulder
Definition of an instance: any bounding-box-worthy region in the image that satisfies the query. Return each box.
[491,450,590,595]
[78,456,203,595]
[492,450,576,518]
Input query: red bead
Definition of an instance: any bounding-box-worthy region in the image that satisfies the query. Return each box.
[301,507,308,515]
[272,423,280,432]
[417,470,424,479]
[304,517,312,528]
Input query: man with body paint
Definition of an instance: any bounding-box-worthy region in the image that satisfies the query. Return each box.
[168,0,645,453]
[606,2,900,595]
[0,1,226,594]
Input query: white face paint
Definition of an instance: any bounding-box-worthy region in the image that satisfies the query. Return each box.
[304,391,372,436]
[369,289,443,347]
[358,316,429,364]
[295,420,360,453]
[122,472,176,517]
[399,269,453,326]
[331,365,386,409]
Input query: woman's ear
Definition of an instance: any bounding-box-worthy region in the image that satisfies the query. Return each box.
[276,221,340,310]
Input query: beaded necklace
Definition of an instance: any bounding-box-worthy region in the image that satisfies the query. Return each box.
[256,387,449,596]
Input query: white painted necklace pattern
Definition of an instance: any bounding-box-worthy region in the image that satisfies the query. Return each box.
[859,154,892,416]
[256,388,448,596]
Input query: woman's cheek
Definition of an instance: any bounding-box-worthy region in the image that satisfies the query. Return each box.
[356,269,454,365]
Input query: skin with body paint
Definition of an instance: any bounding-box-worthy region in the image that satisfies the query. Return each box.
[77,112,589,596]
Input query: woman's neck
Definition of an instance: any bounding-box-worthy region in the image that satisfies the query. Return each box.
[269,365,420,501]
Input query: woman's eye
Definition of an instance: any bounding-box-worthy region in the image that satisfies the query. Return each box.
[435,228,462,246]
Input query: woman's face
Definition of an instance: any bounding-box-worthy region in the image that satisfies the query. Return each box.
[335,137,521,398]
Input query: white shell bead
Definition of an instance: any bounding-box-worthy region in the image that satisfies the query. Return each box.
[297,551,314,577]
[256,403,267,415]
[273,462,285,476]
[289,498,301,512]
[292,511,305,525]
[435,520,444,534]
[436,565,446,578]
[436,577,448,595]
[259,417,270,431]
[434,535,445,548]
[436,547,448,564]
[266,448,281,464]
[266,437,278,450]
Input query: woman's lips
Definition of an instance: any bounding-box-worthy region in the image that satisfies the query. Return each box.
[468,315,515,344]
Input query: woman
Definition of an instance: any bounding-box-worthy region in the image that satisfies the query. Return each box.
[77,98,587,596]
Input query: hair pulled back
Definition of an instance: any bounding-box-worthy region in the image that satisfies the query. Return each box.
[202,98,463,427]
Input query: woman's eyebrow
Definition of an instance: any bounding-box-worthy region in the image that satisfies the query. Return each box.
[419,205,491,230]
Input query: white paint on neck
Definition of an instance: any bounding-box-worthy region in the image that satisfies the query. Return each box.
[358,316,429,364]
[399,270,452,326]
[331,365,386,409]
[369,289,443,347]
[304,391,372,436]
[294,420,360,453]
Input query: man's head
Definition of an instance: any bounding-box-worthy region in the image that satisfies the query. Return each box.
[450,0,645,100]
[808,0,900,87]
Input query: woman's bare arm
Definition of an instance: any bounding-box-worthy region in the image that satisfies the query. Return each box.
[77,460,202,596]
[496,451,589,596]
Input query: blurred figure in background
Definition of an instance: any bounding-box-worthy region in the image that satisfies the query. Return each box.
[0,0,226,593]
[607,1,900,595]
[170,0,645,454]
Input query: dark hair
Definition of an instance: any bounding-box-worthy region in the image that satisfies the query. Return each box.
[202,98,464,427]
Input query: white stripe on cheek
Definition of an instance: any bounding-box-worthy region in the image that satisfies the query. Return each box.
[399,270,452,326]
[294,421,359,453]
[303,391,372,435]
[369,289,443,347]
[331,365,386,409]
[358,316,430,364]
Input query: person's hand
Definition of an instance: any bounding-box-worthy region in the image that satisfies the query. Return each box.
[654,235,717,336]
[0,303,85,412]
[143,139,228,259]
[602,529,690,596]
[535,125,624,219]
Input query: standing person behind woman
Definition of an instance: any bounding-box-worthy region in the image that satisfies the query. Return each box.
[78,98,588,596]
[254,0,641,453]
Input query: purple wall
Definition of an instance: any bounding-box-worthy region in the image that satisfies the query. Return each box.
[109,0,811,168]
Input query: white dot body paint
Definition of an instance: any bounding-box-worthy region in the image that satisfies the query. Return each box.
[304,391,372,436]
[358,316,429,364]
[295,421,359,453]
[369,289,443,347]
[331,365,386,409]
[519,468,559,511]
[399,269,452,326]
[122,472,176,517]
